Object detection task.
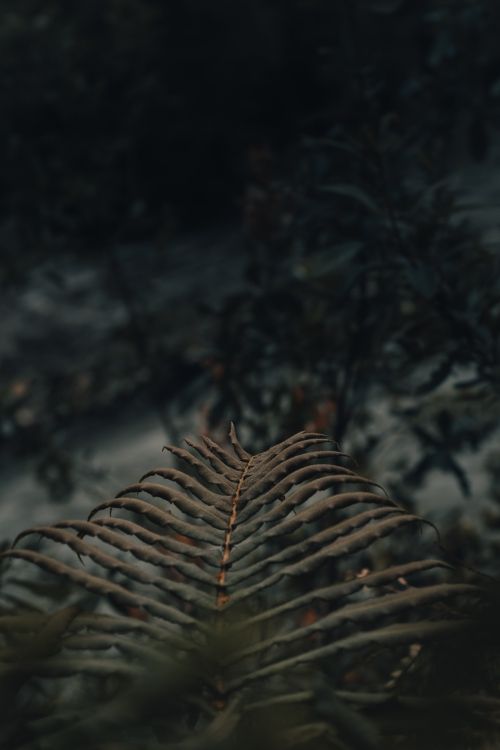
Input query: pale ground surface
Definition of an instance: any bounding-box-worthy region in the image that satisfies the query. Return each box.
[0,227,246,537]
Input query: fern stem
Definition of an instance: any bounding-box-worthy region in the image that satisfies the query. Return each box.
[216,455,254,608]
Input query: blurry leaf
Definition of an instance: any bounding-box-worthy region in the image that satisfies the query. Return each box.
[320,184,380,215]
[414,358,454,396]
[315,687,380,750]
[298,242,363,279]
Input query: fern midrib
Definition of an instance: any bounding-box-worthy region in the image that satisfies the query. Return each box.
[216,455,254,608]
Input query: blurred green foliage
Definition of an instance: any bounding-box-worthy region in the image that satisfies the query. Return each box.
[206,118,500,449]
[2,0,500,550]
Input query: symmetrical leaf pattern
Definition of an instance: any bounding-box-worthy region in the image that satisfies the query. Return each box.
[0,426,480,747]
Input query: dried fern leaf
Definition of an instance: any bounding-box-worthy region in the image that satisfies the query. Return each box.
[0,426,483,749]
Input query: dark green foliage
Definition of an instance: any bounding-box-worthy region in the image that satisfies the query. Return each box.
[204,112,500,544]
[1,427,495,748]
[2,2,500,552]
[207,117,500,441]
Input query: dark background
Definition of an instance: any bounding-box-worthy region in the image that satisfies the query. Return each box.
[2,0,500,574]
